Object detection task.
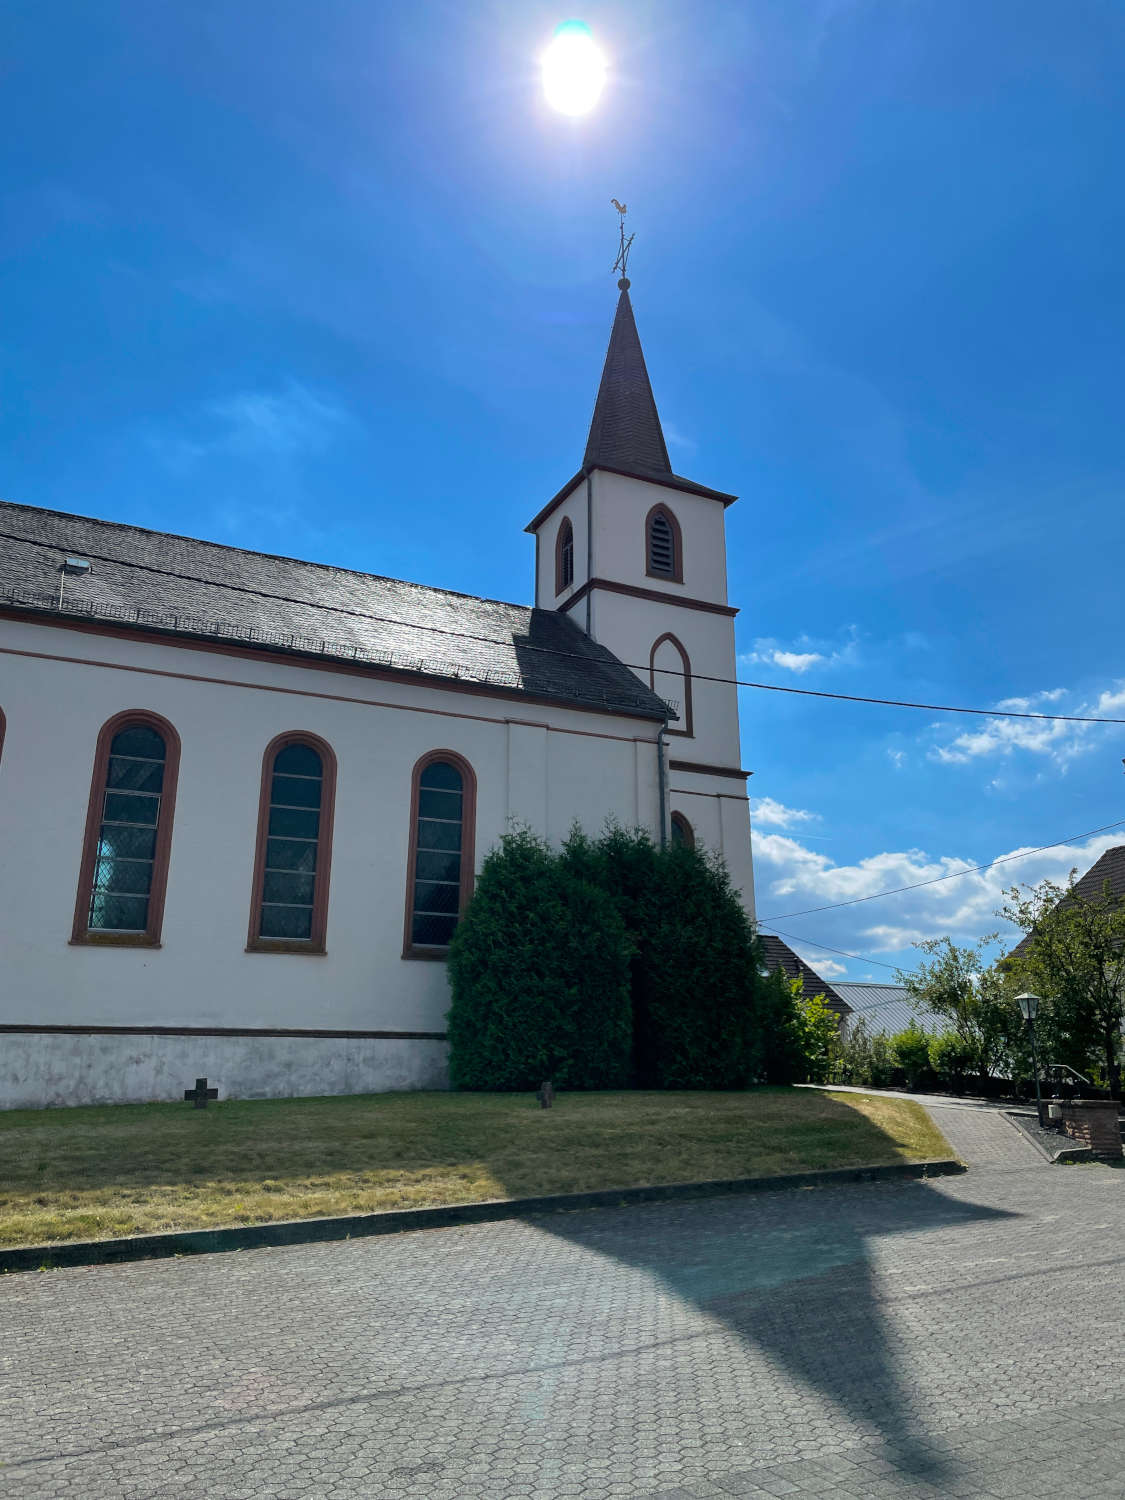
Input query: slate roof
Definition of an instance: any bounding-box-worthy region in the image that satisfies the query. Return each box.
[0,500,670,720]
[759,934,851,1019]
[1008,844,1125,959]
[584,289,673,477]
[833,983,944,1038]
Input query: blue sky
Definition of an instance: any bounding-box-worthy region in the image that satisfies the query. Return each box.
[4,0,1124,980]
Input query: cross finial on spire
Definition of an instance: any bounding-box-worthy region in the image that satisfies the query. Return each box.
[611,199,634,289]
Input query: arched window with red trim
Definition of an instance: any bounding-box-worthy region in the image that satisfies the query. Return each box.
[71,710,181,947]
[650,633,693,738]
[404,750,477,957]
[670,811,695,849]
[645,504,683,582]
[247,732,337,953]
[555,516,575,594]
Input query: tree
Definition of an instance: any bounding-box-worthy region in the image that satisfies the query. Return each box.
[897,937,1015,1086]
[446,827,633,1090]
[1001,875,1125,1097]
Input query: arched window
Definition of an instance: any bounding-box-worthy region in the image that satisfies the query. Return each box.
[404,751,477,957]
[0,706,5,769]
[645,504,682,582]
[650,633,693,738]
[71,710,181,947]
[670,811,695,849]
[555,516,575,594]
[247,732,336,953]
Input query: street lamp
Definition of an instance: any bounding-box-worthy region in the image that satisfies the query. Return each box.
[1016,992,1043,1121]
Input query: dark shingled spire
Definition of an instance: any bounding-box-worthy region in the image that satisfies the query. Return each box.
[583,288,672,476]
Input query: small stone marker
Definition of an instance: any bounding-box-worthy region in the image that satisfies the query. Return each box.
[537,1080,554,1110]
[184,1077,218,1109]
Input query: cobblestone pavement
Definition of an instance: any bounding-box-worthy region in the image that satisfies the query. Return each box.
[3,1163,1124,1499]
[919,1103,1048,1170]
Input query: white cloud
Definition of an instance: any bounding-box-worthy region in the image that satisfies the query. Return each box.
[750,797,818,829]
[754,826,1125,966]
[929,682,1125,768]
[887,748,906,769]
[741,628,859,676]
[148,383,350,473]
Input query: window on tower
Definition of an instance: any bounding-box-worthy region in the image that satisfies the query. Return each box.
[555,517,575,594]
[645,505,682,582]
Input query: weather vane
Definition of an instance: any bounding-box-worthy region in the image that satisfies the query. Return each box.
[611,199,634,289]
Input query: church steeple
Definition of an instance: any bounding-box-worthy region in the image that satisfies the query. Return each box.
[583,288,672,478]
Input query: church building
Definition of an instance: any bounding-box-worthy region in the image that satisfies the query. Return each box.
[0,279,755,1108]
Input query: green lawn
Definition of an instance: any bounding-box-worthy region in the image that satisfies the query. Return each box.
[0,1088,953,1249]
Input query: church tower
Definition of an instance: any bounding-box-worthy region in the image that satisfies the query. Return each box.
[527,276,755,914]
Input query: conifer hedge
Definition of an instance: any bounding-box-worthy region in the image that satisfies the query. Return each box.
[447,824,788,1091]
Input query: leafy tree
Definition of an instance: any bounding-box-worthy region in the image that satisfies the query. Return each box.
[791,986,842,1085]
[929,1031,976,1093]
[1001,875,1125,1097]
[447,827,633,1090]
[898,937,1014,1086]
[891,1023,934,1091]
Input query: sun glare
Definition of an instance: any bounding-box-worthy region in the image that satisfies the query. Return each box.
[541,20,607,117]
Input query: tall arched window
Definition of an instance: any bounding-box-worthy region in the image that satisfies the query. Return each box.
[650,633,693,738]
[0,705,6,770]
[71,710,181,947]
[555,516,575,594]
[670,811,695,849]
[247,732,337,953]
[645,504,683,582]
[404,750,477,957]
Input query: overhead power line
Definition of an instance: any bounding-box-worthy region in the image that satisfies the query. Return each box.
[759,925,904,975]
[758,817,1125,921]
[5,529,1125,725]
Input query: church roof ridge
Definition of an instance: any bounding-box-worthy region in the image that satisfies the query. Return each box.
[0,499,669,722]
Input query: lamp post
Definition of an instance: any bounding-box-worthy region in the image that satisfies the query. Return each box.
[1016,992,1043,1121]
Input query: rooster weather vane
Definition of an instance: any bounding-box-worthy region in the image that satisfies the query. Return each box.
[611,199,634,289]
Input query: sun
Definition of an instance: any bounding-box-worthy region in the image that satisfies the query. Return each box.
[541,20,607,117]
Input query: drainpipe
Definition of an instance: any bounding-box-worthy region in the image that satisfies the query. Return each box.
[584,470,594,638]
[656,716,669,850]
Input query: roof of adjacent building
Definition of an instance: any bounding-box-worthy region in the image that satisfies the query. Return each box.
[1008,844,1125,958]
[0,500,670,721]
[759,934,851,1018]
[833,982,944,1037]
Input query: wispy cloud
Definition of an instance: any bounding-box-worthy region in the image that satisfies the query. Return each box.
[751,797,818,829]
[662,421,697,455]
[147,382,351,474]
[741,628,859,675]
[929,682,1125,768]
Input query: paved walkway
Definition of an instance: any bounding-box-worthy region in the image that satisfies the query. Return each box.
[3,1160,1124,1498]
[920,1101,1048,1170]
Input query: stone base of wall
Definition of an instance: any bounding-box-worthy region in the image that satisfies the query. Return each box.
[1060,1099,1123,1158]
[0,1029,450,1109]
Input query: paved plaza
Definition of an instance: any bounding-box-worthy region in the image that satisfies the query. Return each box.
[2,1118,1124,1499]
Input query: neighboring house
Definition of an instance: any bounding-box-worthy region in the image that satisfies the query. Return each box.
[834,982,943,1038]
[0,277,756,1109]
[1008,844,1125,961]
[759,935,852,1021]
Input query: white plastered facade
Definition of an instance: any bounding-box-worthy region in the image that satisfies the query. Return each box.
[532,468,755,913]
[0,616,662,1106]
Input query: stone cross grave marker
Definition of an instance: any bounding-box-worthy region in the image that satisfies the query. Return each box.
[184,1077,218,1109]
[537,1080,554,1110]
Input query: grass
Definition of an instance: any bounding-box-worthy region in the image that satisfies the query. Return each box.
[0,1088,952,1249]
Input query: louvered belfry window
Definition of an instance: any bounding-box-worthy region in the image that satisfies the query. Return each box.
[648,509,676,576]
[258,742,325,941]
[88,723,168,932]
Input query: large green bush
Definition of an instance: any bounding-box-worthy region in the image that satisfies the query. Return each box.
[446,828,633,1090]
[448,823,788,1091]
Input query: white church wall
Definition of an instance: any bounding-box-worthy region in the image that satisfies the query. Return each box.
[590,471,730,605]
[668,769,756,916]
[0,617,661,1106]
[533,481,587,608]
